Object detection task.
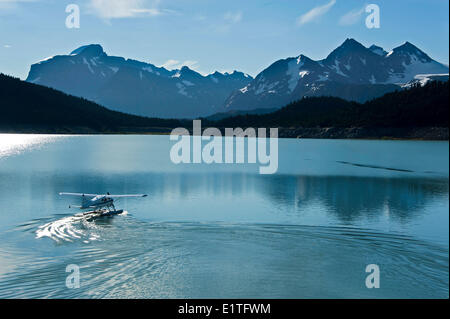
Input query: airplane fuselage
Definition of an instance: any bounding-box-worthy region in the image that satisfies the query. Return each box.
[60,192,147,211]
[81,195,114,209]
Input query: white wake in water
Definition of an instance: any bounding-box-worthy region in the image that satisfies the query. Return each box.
[36,211,128,243]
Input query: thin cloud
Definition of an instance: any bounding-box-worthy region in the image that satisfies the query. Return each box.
[0,0,35,2]
[0,0,36,3]
[88,0,171,19]
[0,0,37,10]
[339,6,365,26]
[161,59,180,69]
[180,60,199,69]
[3,44,12,48]
[214,10,243,33]
[161,59,199,71]
[219,69,234,75]
[193,14,207,21]
[224,11,243,24]
[297,0,336,26]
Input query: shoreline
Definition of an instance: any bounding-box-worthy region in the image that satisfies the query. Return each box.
[0,126,448,140]
[276,126,449,140]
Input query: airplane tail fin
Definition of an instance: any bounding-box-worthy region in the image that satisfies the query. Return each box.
[81,195,90,208]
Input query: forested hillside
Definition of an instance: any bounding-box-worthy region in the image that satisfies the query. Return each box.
[212,81,449,129]
[0,73,183,133]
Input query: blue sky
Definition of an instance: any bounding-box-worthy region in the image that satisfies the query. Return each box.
[0,0,448,79]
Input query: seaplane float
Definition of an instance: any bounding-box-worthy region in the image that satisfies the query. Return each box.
[59,192,147,219]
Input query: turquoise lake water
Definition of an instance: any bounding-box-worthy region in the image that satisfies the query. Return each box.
[0,134,448,298]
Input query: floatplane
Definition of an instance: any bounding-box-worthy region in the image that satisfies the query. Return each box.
[59,192,147,218]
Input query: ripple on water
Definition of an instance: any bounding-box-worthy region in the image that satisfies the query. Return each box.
[0,215,447,299]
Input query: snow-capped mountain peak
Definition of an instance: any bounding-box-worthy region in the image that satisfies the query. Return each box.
[387,41,432,63]
[383,42,447,84]
[225,39,449,111]
[326,38,369,61]
[26,44,253,118]
[70,44,106,57]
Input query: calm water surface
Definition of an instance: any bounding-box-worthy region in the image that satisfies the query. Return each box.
[0,134,448,298]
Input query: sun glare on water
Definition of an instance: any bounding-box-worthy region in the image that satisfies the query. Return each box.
[0,134,62,158]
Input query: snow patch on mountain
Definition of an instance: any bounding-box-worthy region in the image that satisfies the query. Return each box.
[330,59,348,77]
[317,74,330,82]
[254,76,281,95]
[369,45,387,56]
[142,66,153,73]
[240,86,249,93]
[182,80,195,86]
[402,73,449,88]
[37,56,56,64]
[109,66,119,73]
[386,60,448,84]
[83,58,94,74]
[286,59,304,92]
[176,83,190,97]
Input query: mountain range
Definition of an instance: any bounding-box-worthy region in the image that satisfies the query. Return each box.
[26,44,253,119]
[2,73,447,140]
[224,39,449,111]
[26,39,448,118]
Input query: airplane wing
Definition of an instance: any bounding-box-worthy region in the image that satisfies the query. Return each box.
[59,192,98,197]
[59,193,147,198]
[107,194,148,198]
